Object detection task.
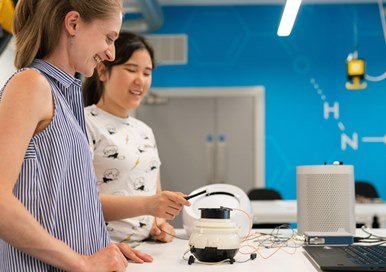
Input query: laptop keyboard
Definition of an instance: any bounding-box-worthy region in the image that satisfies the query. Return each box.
[339,246,386,265]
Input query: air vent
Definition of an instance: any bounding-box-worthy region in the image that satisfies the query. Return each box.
[144,34,188,65]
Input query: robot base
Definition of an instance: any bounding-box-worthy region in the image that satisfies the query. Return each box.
[188,246,237,264]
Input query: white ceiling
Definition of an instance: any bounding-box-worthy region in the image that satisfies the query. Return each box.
[159,0,379,5]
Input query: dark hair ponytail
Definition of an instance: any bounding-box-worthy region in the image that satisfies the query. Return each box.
[83,32,155,106]
[83,72,104,106]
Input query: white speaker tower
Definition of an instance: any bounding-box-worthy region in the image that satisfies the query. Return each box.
[297,164,355,235]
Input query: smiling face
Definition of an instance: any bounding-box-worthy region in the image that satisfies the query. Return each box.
[68,12,122,77]
[97,49,153,118]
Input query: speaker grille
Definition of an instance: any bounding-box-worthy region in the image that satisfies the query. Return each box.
[297,172,355,234]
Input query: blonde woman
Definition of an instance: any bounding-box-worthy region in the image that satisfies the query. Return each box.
[0,0,155,271]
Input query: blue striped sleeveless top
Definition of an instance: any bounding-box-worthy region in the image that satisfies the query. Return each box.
[0,59,110,271]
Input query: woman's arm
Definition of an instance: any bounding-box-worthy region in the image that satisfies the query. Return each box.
[0,70,127,271]
[100,171,190,221]
[100,191,190,221]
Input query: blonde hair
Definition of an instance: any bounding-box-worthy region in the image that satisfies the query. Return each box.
[12,0,122,69]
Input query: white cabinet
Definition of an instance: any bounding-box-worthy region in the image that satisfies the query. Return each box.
[136,86,265,195]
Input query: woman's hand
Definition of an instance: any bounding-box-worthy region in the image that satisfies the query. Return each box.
[116,242,153,263]
[146,191,190,220]
[77,243,152,271]
[77,244,128,272]
[150,218,175,243]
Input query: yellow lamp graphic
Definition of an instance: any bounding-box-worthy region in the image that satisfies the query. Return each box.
[345,51,367,90]
[0,0,15,34]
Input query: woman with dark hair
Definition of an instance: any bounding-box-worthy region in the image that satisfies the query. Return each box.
[83,32,189,244]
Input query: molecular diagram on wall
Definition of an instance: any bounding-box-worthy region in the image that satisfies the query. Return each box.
[310,78,385,151]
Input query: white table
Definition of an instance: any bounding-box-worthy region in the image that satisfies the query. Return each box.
[126,229,386,272]
[251,200,386,228]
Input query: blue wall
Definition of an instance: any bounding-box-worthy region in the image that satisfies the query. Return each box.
[151,4,386,199]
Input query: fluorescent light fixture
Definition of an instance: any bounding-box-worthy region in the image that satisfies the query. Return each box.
[277,0,302,37]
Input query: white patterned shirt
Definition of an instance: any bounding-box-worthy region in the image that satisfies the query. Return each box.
[85,105,161,243]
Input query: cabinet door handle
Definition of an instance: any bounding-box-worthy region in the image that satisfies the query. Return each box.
[216,134,226,183]
[206,134,215,184]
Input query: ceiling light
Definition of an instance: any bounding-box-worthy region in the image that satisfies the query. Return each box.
[277,0,302,37]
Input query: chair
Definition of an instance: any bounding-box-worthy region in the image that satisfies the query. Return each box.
[355,181,380,228]
[355,181,379,199]
[248,188,283,201]
[247,188,288,229]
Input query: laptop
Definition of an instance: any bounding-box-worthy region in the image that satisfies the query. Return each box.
[303,245,386,271]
